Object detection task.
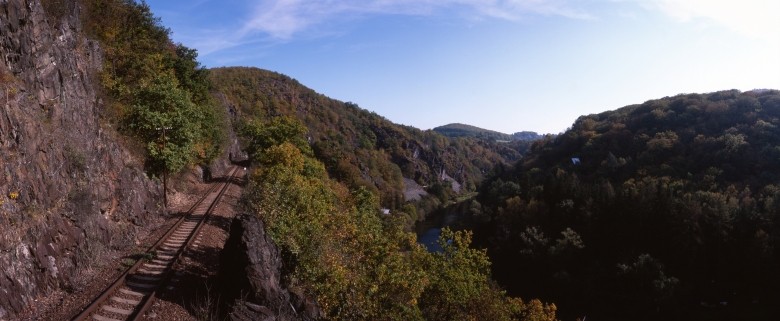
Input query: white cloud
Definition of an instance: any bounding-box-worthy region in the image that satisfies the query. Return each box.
[644,0,780,41]
[241,0,594,39]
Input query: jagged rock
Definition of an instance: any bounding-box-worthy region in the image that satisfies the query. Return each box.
[220,213,321,321]
[0,0,160,318]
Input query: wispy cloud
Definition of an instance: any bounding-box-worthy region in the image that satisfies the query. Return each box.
[240,0,595,40]
[642,0,780,41]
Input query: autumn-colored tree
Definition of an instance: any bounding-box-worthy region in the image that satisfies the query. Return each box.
[420,228,557,321]
[473,89,780,320]
[242,118,557,321]
[78,0,225,202]
[209,67,524,211]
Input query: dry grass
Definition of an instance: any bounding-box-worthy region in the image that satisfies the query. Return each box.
[190,283,225,321]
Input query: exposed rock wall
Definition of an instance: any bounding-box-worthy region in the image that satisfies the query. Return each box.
[219,213,320,321]
[0,0,159,318]
[206,92,244,180]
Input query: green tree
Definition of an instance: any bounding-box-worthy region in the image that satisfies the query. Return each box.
[241,116,310,160]
[128,73,198,205]
[79,0,225,204]
[421,228,557,321]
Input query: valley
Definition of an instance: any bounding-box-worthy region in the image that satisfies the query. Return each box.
[1,1,778,321]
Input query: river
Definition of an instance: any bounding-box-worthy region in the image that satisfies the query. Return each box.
[415,210,459,252]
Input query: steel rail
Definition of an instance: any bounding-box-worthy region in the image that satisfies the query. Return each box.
[128,166,240,320]
[70,166,240,321]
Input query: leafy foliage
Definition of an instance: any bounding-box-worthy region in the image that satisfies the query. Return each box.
[127,73,198,174]
[240,116,311,160]
[210,67,522,218]
[78,0,224,176]
[471,89,780,320]
[421,228,557,321]
[242,117,558,321]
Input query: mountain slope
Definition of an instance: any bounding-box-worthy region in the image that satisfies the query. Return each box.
[434,123,514,141]
[434,123,543,143]
[511,131,543,141]
[223,72,559,321]
[472,89,780,320]
[209,67,522,213]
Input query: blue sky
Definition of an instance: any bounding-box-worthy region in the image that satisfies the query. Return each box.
[146,0,780,134]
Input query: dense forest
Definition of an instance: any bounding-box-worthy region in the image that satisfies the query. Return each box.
[237,116,557,320]
[434,123,515,141]
[209,66,564,320]
[433,123,543,143]
[209,67,525,224]
[468,89,780,320]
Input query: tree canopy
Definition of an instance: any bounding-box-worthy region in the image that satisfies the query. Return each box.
[81,0,225,179]
[471,89,780,320]
[209,67,524,220]
[241,116,558,321]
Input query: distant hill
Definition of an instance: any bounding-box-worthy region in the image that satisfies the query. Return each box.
[511,131,543,141]
[433,123,513,141]
[434,123,543,142]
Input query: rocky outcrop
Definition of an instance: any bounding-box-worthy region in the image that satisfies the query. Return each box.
[219,213,321,321]
[207,92,246,180]
[0,0,160,318]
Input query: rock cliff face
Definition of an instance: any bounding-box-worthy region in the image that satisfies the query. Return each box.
[0,0,159,318]
[219,213,321,321]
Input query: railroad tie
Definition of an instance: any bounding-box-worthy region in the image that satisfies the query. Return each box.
[110,296,141,305]
[156,253,175,260]
[126,280,157,290]
[162,244,182,250]
[71,168,241,321]
[159,245,179,252]
[101,304,133,315]
[156,248,177,255]
[119,288,148,297]
[91,314,122,321]
[150,260,170,266]
[132,274,162,282]
[137,267,164,275]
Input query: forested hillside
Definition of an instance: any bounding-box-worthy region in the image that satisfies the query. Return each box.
[470,89,780,320]
[208,67,563,320]
[209,67,522,220]
[433,123,543,144]
[434,123,514,141]
[236,115,557,321]
[512,131,544,141]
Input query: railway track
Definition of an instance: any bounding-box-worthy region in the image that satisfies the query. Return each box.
[70,166,242,321]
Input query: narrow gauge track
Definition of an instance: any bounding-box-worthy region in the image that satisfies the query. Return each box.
[70,166,241,321]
